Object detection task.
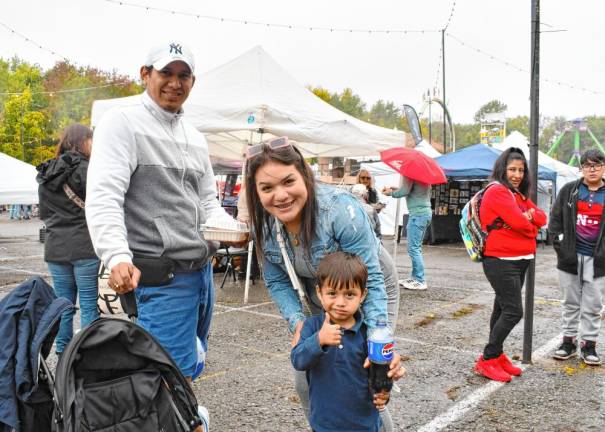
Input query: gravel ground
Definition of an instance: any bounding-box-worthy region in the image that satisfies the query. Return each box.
[1,213,604,431]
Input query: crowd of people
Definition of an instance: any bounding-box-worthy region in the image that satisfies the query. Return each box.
[25,39,603,431]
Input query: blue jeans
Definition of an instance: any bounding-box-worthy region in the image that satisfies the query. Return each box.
[406,214,432,283]
[47,258,101,353]
[135,262,214,377]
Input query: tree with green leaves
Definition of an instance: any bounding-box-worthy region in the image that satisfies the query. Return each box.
[474,100,508,123]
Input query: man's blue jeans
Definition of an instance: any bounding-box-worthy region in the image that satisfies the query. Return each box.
[406,214,432,283]
[135,262,214,377]
[47,258,101,353]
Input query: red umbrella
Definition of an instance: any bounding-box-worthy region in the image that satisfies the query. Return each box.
[380,147,447,185]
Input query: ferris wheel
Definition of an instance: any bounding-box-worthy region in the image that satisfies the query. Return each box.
[546,118,605,166]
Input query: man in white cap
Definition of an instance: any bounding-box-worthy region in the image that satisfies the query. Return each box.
[87,41,239,430]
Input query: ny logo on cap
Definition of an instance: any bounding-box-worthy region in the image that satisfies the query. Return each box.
[169,43,183,55]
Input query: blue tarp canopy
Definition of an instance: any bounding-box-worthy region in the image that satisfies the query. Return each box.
[435,143,557,182]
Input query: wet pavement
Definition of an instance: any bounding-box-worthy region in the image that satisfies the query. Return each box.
[1,213,604,431]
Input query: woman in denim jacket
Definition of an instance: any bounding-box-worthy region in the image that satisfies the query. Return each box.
[245,140,404,430]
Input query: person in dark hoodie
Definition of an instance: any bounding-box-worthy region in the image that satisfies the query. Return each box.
[36,123,99,355]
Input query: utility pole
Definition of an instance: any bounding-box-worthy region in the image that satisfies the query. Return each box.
[523,0,540,364]
[442,29,447,154]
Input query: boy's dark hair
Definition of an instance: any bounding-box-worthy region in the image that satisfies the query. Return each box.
[490,147,531,195]
[580,149,605,166]
[316,252,368,291]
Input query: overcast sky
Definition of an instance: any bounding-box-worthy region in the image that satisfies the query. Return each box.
[2,0,604,124]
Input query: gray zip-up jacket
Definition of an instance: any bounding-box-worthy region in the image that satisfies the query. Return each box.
[86,92,229,269]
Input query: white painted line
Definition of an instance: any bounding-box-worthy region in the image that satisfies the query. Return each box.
[0,265,50,276]
[0,255,44,262]
[395,336,476,356]
[416,333,563,432]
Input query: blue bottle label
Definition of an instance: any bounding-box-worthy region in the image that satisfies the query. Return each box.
[368,340,394,363]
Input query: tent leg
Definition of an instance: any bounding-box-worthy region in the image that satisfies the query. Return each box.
[244,240,254,304]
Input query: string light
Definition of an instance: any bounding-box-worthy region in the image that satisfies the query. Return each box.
[443,0,457,31]
[0,83,133,96]
[0,21,68,61]
[0,22,135,96]
[103,0,440,34]
[447,32,605,96]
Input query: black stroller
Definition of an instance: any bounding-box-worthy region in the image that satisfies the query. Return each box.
[51,292,204,432]
[0,278,203,432]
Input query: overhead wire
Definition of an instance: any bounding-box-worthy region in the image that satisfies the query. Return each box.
[447,32,605,96]
[103,0,441,34]
[0,21,68,61]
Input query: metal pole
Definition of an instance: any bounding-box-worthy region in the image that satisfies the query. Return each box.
[428,90,433,145]
[442,29,447,154]
[20,100,25,161]
[523,0,540,364]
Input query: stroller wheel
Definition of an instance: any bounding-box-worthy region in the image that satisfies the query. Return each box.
[197,406,210,432]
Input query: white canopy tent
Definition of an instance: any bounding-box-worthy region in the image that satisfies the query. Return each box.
[92,45,409,302]
[361,140,442,236]
[0,152,38,205]
[91,45,408,159]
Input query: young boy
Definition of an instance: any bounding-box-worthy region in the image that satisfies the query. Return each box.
[549,149,605,365]
[291,252,390,432]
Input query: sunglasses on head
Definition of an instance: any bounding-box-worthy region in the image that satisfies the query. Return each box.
[360,176,371,180]
[245,136,291,159]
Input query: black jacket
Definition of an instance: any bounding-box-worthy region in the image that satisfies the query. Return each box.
[0,277,73,432]
[36,152,97,262]
[548,178,605,277]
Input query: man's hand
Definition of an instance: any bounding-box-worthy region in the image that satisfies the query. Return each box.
[108,262,141,294]
[318,313,342,347]
[373,390,390,411]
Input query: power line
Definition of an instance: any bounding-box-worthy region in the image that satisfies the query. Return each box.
[447,32,605,96]
[0,21,68,61]
[104,0,441,34]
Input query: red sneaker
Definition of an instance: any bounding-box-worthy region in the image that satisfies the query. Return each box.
[474,355,512,382]
[498,354,522,376]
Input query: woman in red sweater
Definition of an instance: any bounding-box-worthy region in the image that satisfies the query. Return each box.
[474,147,547,382]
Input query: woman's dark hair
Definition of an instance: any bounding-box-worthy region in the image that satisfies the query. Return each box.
[245,143,317,257]
[56,124,93,158]
[490,147,531,196]
[317,251,368,292]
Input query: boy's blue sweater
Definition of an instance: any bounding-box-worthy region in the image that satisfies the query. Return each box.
[291,311,381,432]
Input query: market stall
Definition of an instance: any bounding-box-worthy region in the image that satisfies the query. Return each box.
[430,143,557,243]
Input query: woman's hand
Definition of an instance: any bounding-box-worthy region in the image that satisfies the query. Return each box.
[373,390,390,411]
[291,320,305,347]
[388,352,407,381]
[363,352,406,381]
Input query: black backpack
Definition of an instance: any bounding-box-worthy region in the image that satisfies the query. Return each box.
[51,318,202,432]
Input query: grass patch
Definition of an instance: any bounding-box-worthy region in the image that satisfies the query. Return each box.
[414,313,437,328]
[451,304,482,319]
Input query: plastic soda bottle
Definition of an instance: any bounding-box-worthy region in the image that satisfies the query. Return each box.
[367,318,394,393]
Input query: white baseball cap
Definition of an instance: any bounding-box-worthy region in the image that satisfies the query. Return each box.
[144,41,195,73]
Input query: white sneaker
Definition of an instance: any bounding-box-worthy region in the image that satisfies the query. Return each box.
[398,278,415,286]
[402,280,427,290]
[198,405,210,431]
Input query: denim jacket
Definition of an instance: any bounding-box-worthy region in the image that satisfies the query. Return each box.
[261,184,388,332]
